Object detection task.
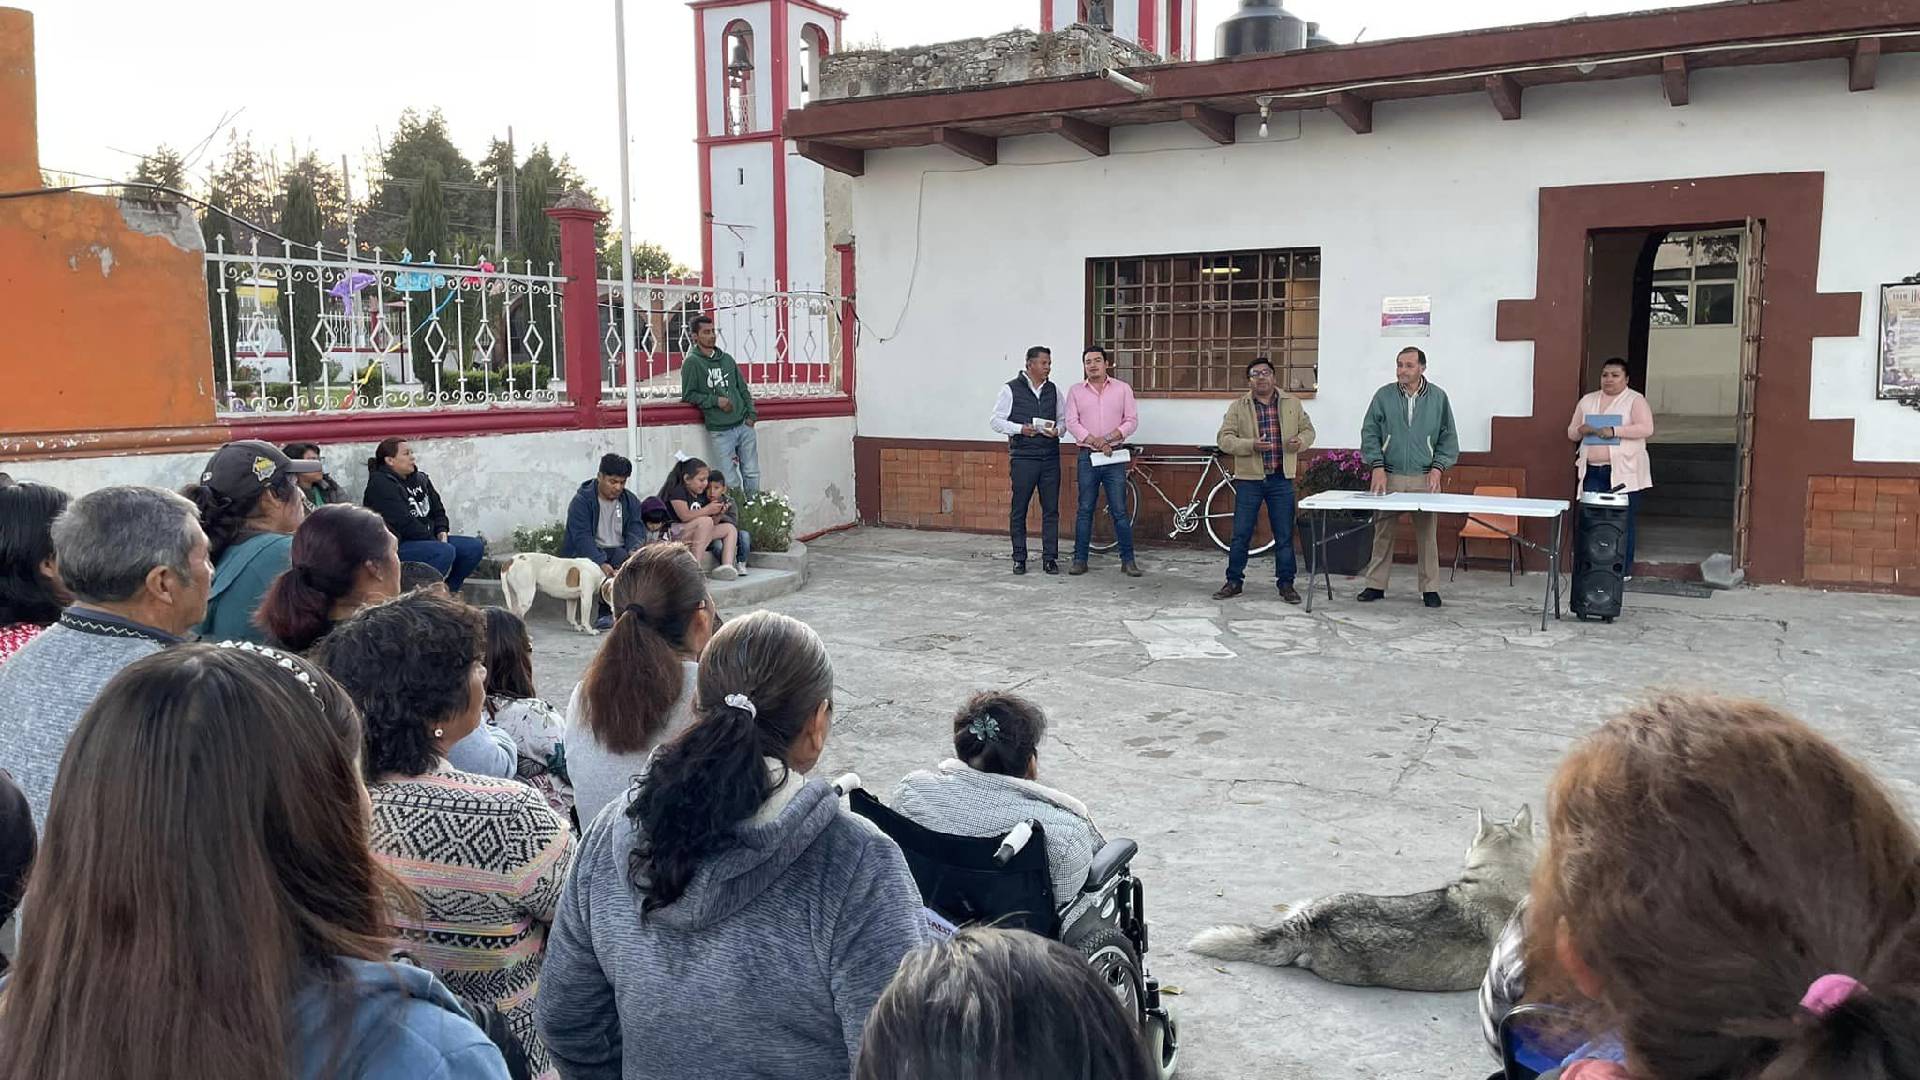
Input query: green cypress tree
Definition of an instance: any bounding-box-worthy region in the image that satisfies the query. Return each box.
[278,173,326,391]
[404,165,450,387]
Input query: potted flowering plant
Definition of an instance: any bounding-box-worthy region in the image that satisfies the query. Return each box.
[1295,449,1376,577]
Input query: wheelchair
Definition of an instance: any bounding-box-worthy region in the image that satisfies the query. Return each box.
[834,775,1179,1079]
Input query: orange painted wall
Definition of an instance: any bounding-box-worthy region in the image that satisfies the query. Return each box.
[0,7,217,440]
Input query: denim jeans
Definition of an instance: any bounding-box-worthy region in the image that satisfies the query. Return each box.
[1582,465,1642,571]
[1072,451,1134,563]
[1225,473,1298,587]
[396,535,487,592]
[710,526,751,566]
[710,423,761,494]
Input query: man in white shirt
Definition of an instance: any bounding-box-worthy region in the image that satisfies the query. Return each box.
[988,347,1064,575]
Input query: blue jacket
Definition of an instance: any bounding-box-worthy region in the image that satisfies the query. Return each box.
[288,956,509,1080]
[562,480,646,561]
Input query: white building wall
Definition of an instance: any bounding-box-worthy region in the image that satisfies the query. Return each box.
[0,416,858,543]
[785,149,828,294]
[709,142,778,284]
[850,56,1920,463]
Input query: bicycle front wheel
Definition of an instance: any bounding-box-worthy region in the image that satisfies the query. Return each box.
[1204,476,1274,555]
[1088,478,1140,554]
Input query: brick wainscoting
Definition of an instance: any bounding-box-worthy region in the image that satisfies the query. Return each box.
[1804,476,1919,590]
[866,439,1529,564]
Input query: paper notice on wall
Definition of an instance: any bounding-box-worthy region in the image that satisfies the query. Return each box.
[1381,296,1433,337]
[1880,283,1920,398]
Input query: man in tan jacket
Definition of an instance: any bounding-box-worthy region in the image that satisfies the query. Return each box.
[1213,357,1316,603]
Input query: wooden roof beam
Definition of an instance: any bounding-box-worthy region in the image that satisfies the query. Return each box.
[934,127,997,166]
[1486,74,1523,120]
[1180,103,1236,145]
[1327,91,1373,134]
[1047,115,1111,157]
[1850,37,1881,91]
[796,140,865,177]
[1662,54,1690,106]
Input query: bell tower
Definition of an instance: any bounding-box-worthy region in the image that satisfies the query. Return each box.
[691,0,844,292]
[1039,0,1198,61]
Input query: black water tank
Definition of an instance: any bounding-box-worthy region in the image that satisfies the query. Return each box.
[1217,0,1307,58]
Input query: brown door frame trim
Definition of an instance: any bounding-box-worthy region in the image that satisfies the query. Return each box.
[1493,172,1877,585]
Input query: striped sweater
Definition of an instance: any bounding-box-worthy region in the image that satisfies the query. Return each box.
[369,763,575,1080]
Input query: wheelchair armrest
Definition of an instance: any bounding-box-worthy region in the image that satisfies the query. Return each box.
[1083,838,1139,892]
[830,773,863,797]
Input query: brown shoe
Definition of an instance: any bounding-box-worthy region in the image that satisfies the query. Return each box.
[1122,562,1144,578]
[1278,584,1302,605]
[1212,581,1242,600]
[1068,561,1088,575]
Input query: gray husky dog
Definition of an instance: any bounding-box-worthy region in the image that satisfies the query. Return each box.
[1187,807,1535,991]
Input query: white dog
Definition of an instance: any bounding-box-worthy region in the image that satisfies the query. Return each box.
[500,553,608,634]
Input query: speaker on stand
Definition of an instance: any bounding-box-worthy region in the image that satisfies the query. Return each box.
[1571,490,1629,622]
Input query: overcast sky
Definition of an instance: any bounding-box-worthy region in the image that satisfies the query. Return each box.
[23,0,1713,268]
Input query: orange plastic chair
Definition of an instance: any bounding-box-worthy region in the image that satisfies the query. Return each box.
[1452,484,1521,584]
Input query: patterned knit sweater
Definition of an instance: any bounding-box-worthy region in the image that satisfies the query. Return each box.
[369,763,575,1080]
[0,610,174,831]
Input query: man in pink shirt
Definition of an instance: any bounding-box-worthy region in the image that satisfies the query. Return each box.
[1063,345,1142,576]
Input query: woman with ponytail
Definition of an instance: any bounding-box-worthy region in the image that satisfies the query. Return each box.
[563,544,717,824]
[1525,693,1920,1080]
[258,504,403,653]
[538,610,925,1079]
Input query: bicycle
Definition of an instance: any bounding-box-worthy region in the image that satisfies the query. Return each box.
[1086,445,1274,555]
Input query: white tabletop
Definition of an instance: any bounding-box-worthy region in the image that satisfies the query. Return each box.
[1298,491,1568,518]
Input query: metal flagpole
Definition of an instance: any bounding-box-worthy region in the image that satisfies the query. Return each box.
[615,0,640,463]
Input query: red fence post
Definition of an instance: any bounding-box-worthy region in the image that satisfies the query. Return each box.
[547,195,606,428]
[835,240,857,404]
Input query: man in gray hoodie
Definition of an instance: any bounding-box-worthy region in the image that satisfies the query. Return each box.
[537,778,925,1079]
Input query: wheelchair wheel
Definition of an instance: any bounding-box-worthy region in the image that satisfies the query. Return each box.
[1078,927,1144,1024]
[1146,1007,1180,1079]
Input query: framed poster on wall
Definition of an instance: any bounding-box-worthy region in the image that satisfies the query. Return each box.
[1879,281,1920,399]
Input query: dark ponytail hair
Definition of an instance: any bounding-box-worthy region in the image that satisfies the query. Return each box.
[579,545,709,754]
[657,457,708,502]
[952,691,1047,778]
[183,473,300,563]
[481,606,536,702]
[368,437,405,474]
[0,478,71,627]
[628,610,833,914]
[257,505,394,652]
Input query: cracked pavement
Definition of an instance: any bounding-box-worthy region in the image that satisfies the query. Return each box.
[526,528,1920,1080]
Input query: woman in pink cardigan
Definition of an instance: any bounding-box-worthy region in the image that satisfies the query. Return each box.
[1567,358,1655,574]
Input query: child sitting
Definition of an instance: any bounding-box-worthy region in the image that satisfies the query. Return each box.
[702,469,751,572]
[1525,693,1920,1079]
[891,692,1105,913]
[657,456,741,581]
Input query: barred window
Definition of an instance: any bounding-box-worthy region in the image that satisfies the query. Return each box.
[1088,248,1320,396]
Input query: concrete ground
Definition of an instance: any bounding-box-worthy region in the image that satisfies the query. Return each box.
[524,528,1920,1080]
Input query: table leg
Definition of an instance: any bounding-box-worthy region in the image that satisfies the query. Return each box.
[1304,512,1318,613]
[1553,515,1564,619]
[1539,517,1555,632]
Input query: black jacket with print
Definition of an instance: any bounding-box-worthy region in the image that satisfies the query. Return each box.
[363,464,450,542]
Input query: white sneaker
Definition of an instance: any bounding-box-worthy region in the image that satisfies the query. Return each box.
[736,564,749,575]
[710,564,739,581]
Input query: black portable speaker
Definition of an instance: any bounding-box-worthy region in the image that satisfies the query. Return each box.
[1571,496,1628,621]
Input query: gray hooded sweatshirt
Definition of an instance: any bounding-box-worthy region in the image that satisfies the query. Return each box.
[536,773,925,1080]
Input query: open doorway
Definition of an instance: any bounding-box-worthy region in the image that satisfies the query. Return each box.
[1583,225,1752,570]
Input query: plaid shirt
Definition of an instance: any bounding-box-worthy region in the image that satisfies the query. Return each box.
[1253,393,1282,475]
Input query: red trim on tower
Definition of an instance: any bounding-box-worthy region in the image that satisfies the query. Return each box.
[693,7,715,287]
[1138,0,1157,52]
[1040,0,1053,33]
[1170,0,1183,59]
[770,0,793,385]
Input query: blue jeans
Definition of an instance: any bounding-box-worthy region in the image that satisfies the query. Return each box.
[397,535,487,592]
[1073,451,1134,563]
[1582,465,1642,571]
[710,423,761,494]
[710,527,750,565]
[1225,473,1298,587]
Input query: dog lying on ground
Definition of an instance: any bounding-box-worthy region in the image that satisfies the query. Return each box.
[1187,807,1534,991]
[500,553,608,635]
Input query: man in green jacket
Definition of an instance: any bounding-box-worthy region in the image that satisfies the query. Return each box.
[1358,347,1459,607]
[679,314,760,494]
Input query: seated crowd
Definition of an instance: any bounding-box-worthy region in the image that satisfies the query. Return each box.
[1,456,1918,1080]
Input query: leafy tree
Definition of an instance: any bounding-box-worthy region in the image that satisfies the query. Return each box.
[207,132,275,250]
[132,145,187,190]
[278,172,327,388]
[404,164,451,385]
[279,152,352,250]
[370,109,476,252]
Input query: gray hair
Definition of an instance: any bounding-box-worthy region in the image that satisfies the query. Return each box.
[51,485,202,604]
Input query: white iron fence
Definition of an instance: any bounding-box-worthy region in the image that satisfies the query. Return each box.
[207,236,568,415]
[596,278,846,404]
